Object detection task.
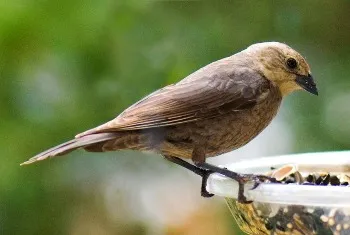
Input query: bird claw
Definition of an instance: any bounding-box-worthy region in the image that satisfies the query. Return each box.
[200,169,215,198]
[201,189,214,198]
[194,163,277,203]
[235,173,275,204]
[199,168,275,202]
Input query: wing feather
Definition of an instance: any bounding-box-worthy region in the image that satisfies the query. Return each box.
[76,64,271,137]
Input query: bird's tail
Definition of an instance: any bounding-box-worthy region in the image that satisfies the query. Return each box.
[21,133,118,165]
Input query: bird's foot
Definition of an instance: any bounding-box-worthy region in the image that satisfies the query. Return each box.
[200,169,214,198]
[194,162,275,203]
[163,156,215,197]
[234,173,273,203]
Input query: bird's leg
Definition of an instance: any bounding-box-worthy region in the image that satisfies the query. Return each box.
[164,156,214,197]
[164,155,206,176]
[191,143,271,203]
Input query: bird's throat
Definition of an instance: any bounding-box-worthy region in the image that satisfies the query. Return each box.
[277,80,301,96]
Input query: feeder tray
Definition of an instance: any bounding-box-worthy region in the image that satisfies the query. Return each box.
[206,151,350,235]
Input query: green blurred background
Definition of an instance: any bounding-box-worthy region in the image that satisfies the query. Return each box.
[1,1,350,234]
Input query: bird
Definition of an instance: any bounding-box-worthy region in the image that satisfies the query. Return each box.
[21,42,318,203]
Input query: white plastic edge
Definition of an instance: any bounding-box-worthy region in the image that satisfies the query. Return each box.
[206,151,350,207]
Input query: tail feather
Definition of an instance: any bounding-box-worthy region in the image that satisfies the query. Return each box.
[21,133,117,165]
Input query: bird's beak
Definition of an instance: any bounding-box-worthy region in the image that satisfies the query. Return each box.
[295,73,318,95]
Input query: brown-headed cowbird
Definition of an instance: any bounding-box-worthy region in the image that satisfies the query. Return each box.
[22,42,317,202]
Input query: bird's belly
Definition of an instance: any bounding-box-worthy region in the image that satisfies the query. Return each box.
[204,111,273,156]
[162,97,281,159]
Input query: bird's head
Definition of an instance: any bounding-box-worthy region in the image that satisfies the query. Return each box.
[245,42,318,97]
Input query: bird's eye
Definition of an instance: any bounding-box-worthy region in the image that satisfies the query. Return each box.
[286,58,298,69]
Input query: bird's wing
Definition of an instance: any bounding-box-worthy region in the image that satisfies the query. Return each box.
[77,67,271,137]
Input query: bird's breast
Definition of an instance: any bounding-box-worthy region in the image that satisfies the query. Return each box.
[161,87,282,159]
[205,88,282,156]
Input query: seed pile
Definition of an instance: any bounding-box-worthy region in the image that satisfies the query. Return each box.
[226,169,350,235]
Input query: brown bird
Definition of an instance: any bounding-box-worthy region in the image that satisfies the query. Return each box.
[22,42,318,202]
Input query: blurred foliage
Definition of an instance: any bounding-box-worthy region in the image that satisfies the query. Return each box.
[1,1,350,234]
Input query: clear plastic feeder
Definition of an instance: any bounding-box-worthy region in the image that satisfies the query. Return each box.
[206,151,350,235]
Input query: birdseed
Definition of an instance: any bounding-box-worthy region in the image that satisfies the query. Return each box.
[225,169,350,235]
